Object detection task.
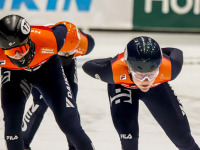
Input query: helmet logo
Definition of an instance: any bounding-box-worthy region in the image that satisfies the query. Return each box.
[21,19,30,35]
[19,58,25,64]
[8,42,15,46]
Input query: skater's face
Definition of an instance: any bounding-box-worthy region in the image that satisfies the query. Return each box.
[129,68,159,92]
[7,50,29,60]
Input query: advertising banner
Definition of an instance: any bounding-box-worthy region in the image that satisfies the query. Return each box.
[1,0,200,31]
[0,0,133,29]
[133,0,200,31]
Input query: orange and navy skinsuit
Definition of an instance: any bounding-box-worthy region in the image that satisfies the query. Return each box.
[82,48,200,150]
[0,21,84,70]
[22,24,95,150]
[0,25,61,70]
[83,48,182,88]
[43,22,94,67]
[1,23,95,150]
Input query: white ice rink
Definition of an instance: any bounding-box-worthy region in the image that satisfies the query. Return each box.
[0,32,200,150]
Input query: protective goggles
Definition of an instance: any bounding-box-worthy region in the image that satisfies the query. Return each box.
[130,69,159,81]
[4,43,30,57]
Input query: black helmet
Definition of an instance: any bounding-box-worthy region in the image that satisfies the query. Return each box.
[0,14,31,49]
[124,36,162,73]
[0,15,35,68]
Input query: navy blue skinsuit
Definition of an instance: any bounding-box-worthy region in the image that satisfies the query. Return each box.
[1,25,95,150]
[22,59,78,150]
[82,48,200,150]
[22,30,95,150]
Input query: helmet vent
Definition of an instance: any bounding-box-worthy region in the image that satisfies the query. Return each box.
[0,31,8,41]
[151,65,154,69]
[138,66,142,70]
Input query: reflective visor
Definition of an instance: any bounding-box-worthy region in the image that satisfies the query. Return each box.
[4,44,30,57]
[131,69,159,81]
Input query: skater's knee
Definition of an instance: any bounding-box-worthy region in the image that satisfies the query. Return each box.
[54,110,80,130]
[4,116,22,130]
[113,119,139,138]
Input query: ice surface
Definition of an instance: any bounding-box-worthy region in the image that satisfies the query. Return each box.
[0,32,200,150]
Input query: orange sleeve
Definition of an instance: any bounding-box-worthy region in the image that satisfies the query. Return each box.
[54,22,81,52]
